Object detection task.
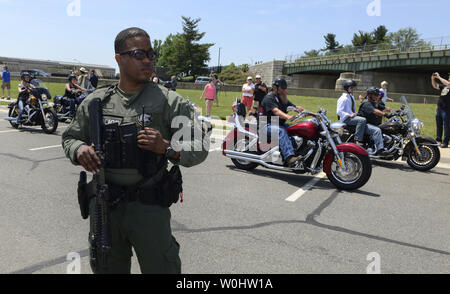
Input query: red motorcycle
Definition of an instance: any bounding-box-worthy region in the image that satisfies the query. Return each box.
[222,106,372,191]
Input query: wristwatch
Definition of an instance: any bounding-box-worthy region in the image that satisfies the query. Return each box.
[165,145,177,159]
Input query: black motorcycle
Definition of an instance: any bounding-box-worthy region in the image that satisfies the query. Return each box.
[341,96,440,171]
[4,82,58,134]
[53,89,92,122]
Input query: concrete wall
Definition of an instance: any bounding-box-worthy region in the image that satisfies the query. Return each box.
[249,60,286,86]
[292,73,340,89]
[357,71,438,95]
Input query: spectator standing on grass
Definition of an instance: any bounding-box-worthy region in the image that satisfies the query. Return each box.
[78,67,89,89]
[152,76,160,84]
[89,69,98,90]
[241,76,255,115]
[199,78,216,117]
[431,72,450,148]
[1,66,11,100]
[212,74,223,107]
[380,81,394,103]
[250,74,267,118]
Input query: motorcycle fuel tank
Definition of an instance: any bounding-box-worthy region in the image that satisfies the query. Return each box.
[287,121,318,139]
[379,121,402,135]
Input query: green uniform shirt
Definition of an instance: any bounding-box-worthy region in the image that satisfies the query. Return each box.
[62,81,209,187]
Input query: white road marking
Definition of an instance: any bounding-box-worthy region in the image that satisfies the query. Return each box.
[285,172,327,202]
[436,162,450,170]
[0,126,67,134]
[29,145,61,151]
[0,129,20,134]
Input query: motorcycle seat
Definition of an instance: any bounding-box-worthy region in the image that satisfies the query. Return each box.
[344,124,356,133]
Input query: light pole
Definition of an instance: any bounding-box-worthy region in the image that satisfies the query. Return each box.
[218,47,222,72]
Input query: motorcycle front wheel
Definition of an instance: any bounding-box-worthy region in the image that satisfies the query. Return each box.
[327,152,372,191]
[406,144,440,171]
[8,107,19,129]
[41,109,59,134]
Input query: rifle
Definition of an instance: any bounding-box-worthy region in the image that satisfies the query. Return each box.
[88,97,111,272]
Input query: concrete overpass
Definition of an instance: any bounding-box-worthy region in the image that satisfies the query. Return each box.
[250,45,450,95]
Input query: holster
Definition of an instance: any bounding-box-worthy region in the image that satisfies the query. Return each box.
[154,165,183,208]
[77,171,96,220]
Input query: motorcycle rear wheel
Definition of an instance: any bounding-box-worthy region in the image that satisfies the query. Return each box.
[406,144,440,171]
[327,152,372,191]
[231,137,258,171]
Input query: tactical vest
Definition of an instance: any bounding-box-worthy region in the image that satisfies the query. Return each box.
[99,83,166,180]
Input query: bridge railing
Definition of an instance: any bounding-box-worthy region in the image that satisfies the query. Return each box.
[286,44,450,66]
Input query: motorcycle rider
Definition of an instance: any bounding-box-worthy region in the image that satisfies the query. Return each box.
[261,77,305,167]
[15,72,36,127]
[357,87,392,155]
[337,80,366,147]
[65,74,86,117]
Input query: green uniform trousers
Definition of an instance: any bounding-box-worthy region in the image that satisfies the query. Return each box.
[89,199,181,274]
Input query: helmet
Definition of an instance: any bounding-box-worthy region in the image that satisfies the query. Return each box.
[68,74,76,82]
[272,77,288,89]
[343,80,357,91]
[366,86,380,96]
[164,81,172,88]
[21,71,31,80]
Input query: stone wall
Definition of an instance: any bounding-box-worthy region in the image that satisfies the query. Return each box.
[357,71,438,95]
[249,60,286,86]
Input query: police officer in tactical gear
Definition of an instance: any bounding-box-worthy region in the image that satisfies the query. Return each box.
[62,27,209,274]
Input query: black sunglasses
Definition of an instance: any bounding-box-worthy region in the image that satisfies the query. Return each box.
[120,49,155,61]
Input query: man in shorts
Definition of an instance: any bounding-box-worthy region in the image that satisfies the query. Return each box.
[1,66,11,100]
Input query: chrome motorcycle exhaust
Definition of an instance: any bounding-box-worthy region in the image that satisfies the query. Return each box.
[224,150,300,171]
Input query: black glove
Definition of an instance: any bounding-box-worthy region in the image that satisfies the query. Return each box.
[384,112,394,119]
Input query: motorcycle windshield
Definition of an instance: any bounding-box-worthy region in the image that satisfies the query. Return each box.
[31,79,49,90]
[400,96,415,121]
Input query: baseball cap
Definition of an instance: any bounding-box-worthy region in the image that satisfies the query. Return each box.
[255,75,262,79]
[247,76,253,80]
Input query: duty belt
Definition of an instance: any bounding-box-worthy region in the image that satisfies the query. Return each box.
[108,184,162,207]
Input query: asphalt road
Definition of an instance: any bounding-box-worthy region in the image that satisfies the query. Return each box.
[0,112,448,274]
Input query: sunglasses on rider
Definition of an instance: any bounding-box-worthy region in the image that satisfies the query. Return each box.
[120,49,156,61]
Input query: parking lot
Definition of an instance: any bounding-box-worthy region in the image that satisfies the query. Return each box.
[0,107,449,274]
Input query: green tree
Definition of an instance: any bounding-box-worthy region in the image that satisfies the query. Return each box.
[218,63,253,85]
[352,30,374,48]
[372,25,389,44]
[158,17,214,78]
[323,33,342,52]
[152,39,163,64]
[299,49,321,60]
[387,27,431,51]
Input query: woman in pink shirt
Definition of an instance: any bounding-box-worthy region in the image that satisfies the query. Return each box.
[199,79,216,117]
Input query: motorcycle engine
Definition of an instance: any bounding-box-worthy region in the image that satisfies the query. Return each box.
[383,134,394,149]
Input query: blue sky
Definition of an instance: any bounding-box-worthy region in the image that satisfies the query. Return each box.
[0,0,449,72]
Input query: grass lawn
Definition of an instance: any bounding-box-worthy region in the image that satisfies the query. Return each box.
[178,89,438,139]
[1,81,437,138]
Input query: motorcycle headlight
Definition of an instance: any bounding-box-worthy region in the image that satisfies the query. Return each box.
[411,119,424,134]
[41,94,47,100]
